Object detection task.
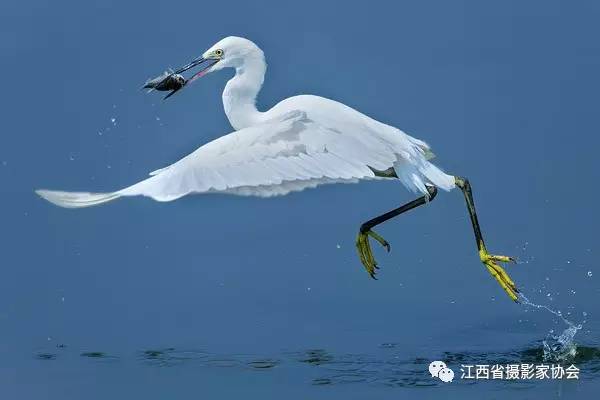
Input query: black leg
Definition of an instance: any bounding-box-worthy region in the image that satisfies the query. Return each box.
[454,177,486,251]
[360,186,438,234]
[454,176,519,301]
[356,185,437,278]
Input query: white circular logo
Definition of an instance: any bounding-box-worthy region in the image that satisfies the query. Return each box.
[429,360,454,383]
[428,360,447,377]
[438,367,455,383]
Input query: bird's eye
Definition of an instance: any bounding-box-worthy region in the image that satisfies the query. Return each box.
[215,49,224,57]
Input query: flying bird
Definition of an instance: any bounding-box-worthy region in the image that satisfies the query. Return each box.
[36,36,519,301]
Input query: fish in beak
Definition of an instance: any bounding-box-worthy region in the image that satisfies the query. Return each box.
[143,56,219,100]
[143,71,186,99]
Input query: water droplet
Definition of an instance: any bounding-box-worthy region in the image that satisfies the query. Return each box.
[155,116,161,121]
[583,311,588,317]
[588,271,593,277]
[336,244,341,249]
[98,131,103,136]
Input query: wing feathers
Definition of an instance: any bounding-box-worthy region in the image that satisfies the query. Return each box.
[118,110,437,200]
[39,108,451,207]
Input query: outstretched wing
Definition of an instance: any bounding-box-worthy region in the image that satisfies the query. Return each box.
[36,108,453,208]
[118,110,400,200]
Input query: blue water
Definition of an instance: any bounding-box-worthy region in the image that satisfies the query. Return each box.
[2,0,600,398]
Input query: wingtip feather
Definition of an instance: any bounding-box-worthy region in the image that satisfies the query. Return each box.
[35,189,120,208]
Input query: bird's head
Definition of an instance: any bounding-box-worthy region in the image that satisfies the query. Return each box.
[144,36,264,99]
[175,36,263,80]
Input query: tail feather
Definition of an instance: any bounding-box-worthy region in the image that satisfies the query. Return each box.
[35,190,120,209]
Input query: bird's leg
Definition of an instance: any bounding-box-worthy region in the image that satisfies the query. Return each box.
[454,176,519,302]
[356,185,437,278]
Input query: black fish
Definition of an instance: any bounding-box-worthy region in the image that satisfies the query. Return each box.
[143,72,187,99]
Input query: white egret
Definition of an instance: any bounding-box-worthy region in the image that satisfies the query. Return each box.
[36,36,519,301]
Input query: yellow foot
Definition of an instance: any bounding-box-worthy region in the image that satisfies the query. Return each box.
[356,229,390,279]
[479,245,519,302]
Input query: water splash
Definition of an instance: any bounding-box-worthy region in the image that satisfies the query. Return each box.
[518,292,583,362]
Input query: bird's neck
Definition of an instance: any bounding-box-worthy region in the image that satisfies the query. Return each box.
[222,54,266,130]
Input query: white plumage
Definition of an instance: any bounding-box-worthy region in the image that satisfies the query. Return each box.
[36,36,455,208]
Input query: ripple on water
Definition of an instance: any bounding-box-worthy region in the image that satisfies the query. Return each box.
[139,348,208,367]
[80,351,107,358]
[79,351,119,362]
[246,359,280,369]
[294,349,440,387]
[35,353,56,360]
[294,349,333,365]
[32,340,600,387]
[295,342,600,387]
[137,347,280,370]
